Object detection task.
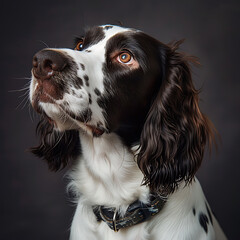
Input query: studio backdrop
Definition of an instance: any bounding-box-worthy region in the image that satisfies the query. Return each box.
[1,0,239,239]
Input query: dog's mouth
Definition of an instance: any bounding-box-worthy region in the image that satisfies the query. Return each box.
[32,85,55,113]
[44,113,105,137]
[31,80,105,136]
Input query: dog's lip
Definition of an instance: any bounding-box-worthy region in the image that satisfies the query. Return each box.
[32,99,105,137]
[32,68,54,80]
[31,80,105,136]
[31,88,55,113]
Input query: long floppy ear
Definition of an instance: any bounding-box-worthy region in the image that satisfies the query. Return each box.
[137,41,215,194]
[30,116,81,171]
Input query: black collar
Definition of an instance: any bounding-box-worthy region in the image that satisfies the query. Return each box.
[93,195,166,232]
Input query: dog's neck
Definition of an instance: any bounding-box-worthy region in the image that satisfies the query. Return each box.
[68,131,149,208]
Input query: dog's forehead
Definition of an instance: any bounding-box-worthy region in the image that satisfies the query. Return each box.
[83,25,137,49]
[101,24,136,36]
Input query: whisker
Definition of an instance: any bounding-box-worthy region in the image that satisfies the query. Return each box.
[9,87,29,93]
[9,82,30,93]
[21,96,30,110]
[38,40,50,48]
[18,90,29,98]
[28,102,35,122]
[28,104,34,122]
[9,79,31,94]
[13,77,32,80]
[16,94,29,110]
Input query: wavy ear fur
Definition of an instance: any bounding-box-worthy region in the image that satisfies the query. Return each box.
[30,116,81,171]
[137,40,215,195]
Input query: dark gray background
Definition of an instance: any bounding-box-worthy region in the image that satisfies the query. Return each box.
[1,0,239,239]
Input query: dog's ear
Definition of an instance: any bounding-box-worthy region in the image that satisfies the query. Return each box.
[137,41,215,194]
[30,116,81,171]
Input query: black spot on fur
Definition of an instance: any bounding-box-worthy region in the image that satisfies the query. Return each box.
[97,98,105,109]
[193,207,196,216]
[88,93,92,104]
[84,75,89,81]
[94,88,101,96]
[85,50,92,53]
[77,77,83,86]
[67,108,92,122]
[72,77,83,89]
[199,212,209,234]
[104,25,113,30]
[84,75,89,87]
[205,203,213,225]
[80,63,85,71]
[86,108,92,121]
[82,26,105,49]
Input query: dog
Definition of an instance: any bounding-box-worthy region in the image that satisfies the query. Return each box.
[29,25,227,240]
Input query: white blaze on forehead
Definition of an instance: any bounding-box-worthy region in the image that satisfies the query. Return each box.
[101,24,133,36]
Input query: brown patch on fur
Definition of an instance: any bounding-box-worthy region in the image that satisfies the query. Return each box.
[137,40,216,195]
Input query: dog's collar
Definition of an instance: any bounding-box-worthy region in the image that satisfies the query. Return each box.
[93,195,166,232]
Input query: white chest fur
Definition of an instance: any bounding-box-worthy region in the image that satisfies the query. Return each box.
[68,132,149,208]
[68,132,223,240]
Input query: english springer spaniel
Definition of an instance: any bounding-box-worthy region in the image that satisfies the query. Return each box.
[29,25,227,240]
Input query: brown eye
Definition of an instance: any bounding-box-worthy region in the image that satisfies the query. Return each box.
[75,40,84,51]
[118,52,132,63]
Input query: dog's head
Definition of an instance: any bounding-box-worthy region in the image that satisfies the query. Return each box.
[30,25,214,194]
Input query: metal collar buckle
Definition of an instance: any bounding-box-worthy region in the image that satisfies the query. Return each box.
[112,209,118,232]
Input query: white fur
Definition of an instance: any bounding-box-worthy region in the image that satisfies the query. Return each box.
[68,131,227,240]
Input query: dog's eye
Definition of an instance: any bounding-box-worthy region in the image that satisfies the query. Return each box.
[75,40,84,51]
[117,52,132,64]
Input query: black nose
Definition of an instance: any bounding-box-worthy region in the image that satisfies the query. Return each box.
[32,49,68,78]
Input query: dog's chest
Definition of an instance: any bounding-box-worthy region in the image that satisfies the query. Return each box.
[68,132,149,207]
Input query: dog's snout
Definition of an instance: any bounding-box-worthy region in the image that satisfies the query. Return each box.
[32,49,67,78]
